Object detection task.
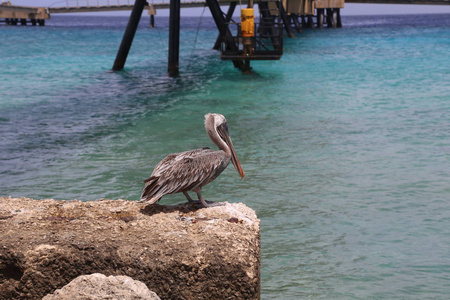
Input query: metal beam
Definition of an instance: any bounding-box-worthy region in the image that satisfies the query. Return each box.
[291,14,302,33]
[205,0,244,69]
[276,1,295,38]
[213,1,237,50]
[112,0,147,71]
[259,1,281,49]
[168,0,181,77]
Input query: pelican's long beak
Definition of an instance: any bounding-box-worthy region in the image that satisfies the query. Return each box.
[230,143,245,179]
[219,125,245,179]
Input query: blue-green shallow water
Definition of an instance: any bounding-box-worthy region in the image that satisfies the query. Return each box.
[1,13,450,298]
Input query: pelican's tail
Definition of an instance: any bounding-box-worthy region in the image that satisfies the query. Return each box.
[139,195,160,204]
[140,176,163,204]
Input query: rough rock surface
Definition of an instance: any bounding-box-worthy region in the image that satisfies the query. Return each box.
[0,197,260,300]
[42,273,160,300]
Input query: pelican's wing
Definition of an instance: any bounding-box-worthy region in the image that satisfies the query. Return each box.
[140,148,227,203]
[148,147,210,179]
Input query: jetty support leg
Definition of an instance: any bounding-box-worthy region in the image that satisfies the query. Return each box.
[317,9,324,28]
[291,14,302,33]
[148,5,156,27]
[276,1,295,38]
[168,0,181,77]
[213,2,237,50]
[205,0,245,70]
[112,0,146,71]
[307,15,315,29]
[336,8,342,28]
[150,15,155,27]
[332,9,337,28]
[326,8,335,28]
[259,1,281,49]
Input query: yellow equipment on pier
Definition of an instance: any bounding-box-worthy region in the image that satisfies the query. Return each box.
[220,2,283,63]
[240,8,254,37]
[240,8,255,57]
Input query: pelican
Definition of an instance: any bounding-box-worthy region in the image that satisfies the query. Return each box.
[140,113,245,207]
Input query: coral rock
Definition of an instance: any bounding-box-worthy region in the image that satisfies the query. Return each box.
[0,197,260,300]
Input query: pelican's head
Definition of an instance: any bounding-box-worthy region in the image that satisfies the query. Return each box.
[205,113,245,179]
[204,113,227,128]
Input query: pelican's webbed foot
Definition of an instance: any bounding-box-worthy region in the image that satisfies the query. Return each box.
[196,193,225,207]
[183,191,225,208]
[184,199,225,208]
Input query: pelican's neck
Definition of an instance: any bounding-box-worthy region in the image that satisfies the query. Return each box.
[205,118,230,157]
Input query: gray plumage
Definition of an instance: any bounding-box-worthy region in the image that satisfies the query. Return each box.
[140,113,244,207]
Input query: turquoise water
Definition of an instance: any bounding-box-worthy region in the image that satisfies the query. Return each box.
[1,13,450,298]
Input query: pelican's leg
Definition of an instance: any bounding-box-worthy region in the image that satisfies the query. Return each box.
[196,191,209,208]
[183,191,195,203]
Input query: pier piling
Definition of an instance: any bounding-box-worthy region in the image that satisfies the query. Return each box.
[150,14,155,27]
[148,5,156,27]
[276,1,296,38]
[336,9,342,28]
[307,15,315,29]
[206,0,245,70]
[317,8,324,28]
[168,0,181,77]
[213,1,237,50]
[112,0,146,71]
[291,14,302,33]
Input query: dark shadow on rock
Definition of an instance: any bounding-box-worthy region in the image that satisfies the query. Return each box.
[139,202,206,217]
[0,249,24,281]
[139,200,226,217]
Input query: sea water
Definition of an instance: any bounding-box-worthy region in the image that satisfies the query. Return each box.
[1,13,449,299]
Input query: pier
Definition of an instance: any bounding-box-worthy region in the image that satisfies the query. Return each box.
[2,0,449,74]
[105,0,347,74]
[0,2,49,25]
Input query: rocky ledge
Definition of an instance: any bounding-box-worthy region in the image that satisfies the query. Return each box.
[0,197,260,300]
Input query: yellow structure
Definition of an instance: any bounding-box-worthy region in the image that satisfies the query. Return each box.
[240,8,255,37]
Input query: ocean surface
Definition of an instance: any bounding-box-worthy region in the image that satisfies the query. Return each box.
[1,12,450,299]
